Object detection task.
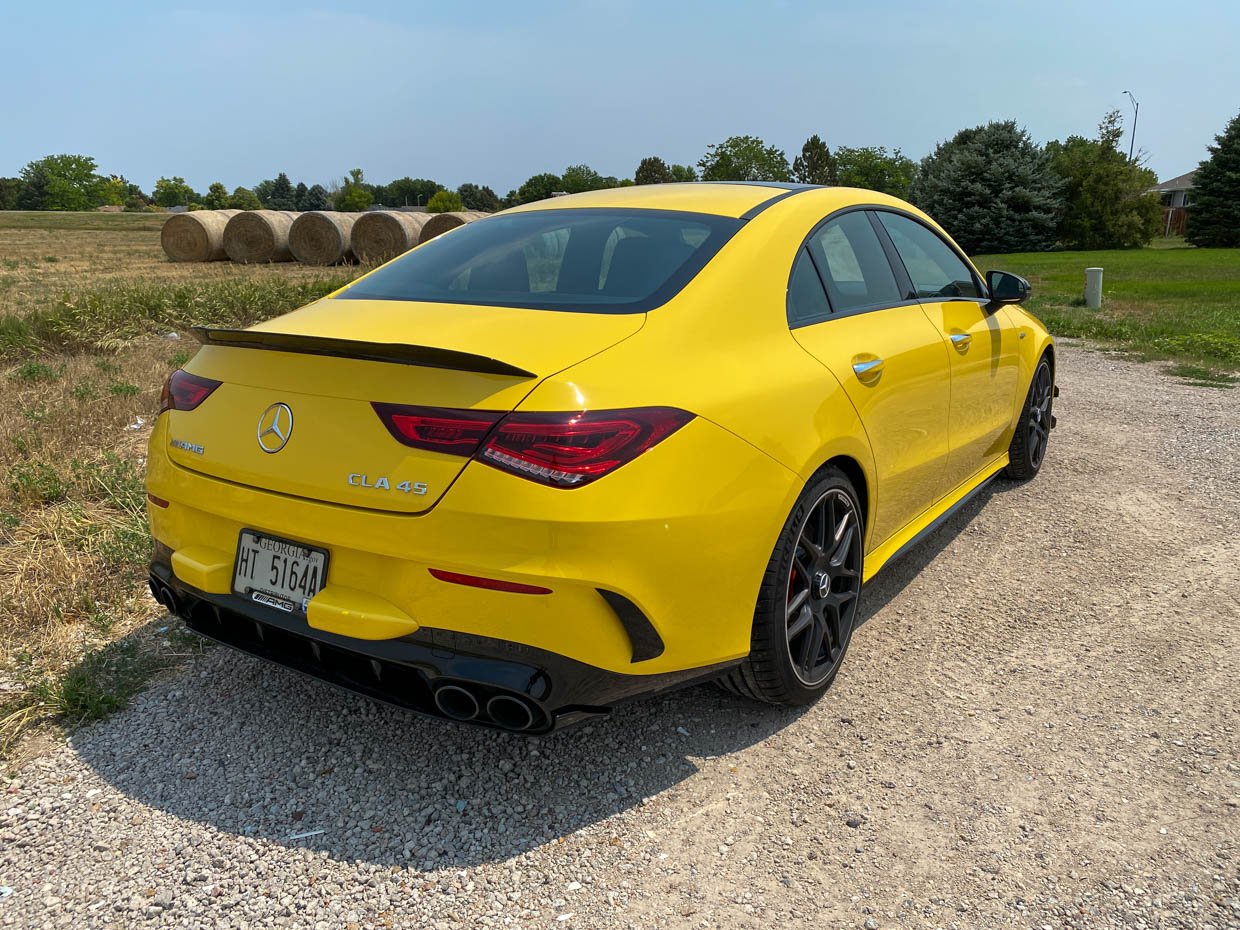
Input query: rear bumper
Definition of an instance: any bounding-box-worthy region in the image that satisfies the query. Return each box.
[146,414,800,676]
[150,563,736,733]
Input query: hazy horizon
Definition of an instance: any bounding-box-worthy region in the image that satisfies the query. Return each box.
[3,0,1236,195]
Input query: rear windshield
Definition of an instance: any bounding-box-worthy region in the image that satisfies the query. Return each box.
[336,208,743,314]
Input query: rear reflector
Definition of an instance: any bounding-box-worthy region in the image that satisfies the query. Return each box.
[428,568,552,595]
[160,370,221,414]
[372,403,502,455]
[146,493,170,508]
[479,408,694,487]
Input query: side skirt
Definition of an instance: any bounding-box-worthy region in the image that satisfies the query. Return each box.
[861,455,1008,583]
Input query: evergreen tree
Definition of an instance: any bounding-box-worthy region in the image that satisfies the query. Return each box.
[267,172,296,210]
[909,120,1062,254]
[0,177,24,209]
[252,178,276,207]
[1047,111,1161,249]
[792,134,838,186]
[293,181,309,210]
[15,164,50,209]
[635,156,673,185]
[301,184,330,211]
[1186,110,1240,247]
[456,183,500,211]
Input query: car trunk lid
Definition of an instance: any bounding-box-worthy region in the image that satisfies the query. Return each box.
[163,298,643,512]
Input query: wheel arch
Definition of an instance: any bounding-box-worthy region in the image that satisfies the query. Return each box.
[810,454,871,548]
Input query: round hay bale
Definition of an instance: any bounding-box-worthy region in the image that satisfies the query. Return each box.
[223,210,299,263]
[160,209,240,262]
[418,211,490,245]
[352,211,432,264]
[289,211,358,265]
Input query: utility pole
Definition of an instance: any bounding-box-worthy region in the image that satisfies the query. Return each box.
[1123,90,1140,161]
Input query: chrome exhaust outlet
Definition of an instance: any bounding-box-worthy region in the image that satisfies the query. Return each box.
[162,585,181,617]
[486,694,536,732]
[149,578,178,614]
[433,685,480,721]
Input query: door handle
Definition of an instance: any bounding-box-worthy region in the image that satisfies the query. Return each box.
[852,358,885,379]
[949,332,972,349]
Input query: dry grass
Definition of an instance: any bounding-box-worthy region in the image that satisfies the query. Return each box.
[0,211,368,760]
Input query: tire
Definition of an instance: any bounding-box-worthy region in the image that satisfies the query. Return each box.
[720,466,863,706]
[1004,355,1055,480]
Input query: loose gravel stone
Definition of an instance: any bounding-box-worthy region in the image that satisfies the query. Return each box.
[2,344,1237,929]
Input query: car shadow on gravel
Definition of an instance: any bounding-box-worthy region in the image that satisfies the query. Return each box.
[72,481,1003,870]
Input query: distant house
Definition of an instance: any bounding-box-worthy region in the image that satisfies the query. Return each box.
[1151,170,1196,208]
[1149,170,1196,236]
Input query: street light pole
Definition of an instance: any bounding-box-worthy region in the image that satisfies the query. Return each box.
[1123,90,1139,162]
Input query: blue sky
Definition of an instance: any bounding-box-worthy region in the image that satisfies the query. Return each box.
[3,1,1236,193]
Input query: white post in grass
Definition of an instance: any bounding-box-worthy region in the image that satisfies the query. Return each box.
[1084,267,1104,309]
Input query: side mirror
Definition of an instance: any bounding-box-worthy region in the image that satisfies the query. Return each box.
[985,270,1031,306]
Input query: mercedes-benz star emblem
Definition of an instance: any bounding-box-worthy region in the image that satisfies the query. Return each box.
[257,403,294,454]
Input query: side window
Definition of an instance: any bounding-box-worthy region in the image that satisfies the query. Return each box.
[876,212,981,299]
[787,249,831,325]
[806,212,903,313]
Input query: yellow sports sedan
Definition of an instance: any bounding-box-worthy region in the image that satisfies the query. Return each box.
[147,182,1055,732]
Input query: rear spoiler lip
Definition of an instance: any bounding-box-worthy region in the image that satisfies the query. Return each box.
[191,327,537,379]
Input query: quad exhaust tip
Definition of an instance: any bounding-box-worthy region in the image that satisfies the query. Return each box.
[433,684,480,721]
[486,694,536,732]
[434,684,540,731]
[148,576,181,616]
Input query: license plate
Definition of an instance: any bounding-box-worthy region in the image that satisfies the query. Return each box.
[232,530,328,614]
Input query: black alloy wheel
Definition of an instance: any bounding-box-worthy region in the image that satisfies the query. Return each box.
[784,487,862,686]
[721,467,864,706]
[1026,362,1054,471]
[1004,355,1055,480]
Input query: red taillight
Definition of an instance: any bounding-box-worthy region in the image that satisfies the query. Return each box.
[159,370,220,414]
[428,568,551,595]
[371,401,694,487]
[479,407,694,487]
[371,403,502,455]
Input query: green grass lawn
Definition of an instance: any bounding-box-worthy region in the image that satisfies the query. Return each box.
[973,243,1240,378]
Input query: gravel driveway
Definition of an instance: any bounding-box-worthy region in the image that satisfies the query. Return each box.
[3,343,1237,929]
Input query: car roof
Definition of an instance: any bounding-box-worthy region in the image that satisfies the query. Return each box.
[502,182,825,220]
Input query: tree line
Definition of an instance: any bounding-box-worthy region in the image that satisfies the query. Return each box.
[2,108,1237,250]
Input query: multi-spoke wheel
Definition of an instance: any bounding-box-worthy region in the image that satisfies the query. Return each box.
[721,466,864,706]
[1004,355,1055,480]
[785,488,861,686]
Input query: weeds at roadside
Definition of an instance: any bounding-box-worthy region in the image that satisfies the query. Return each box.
[10,360,59,382]
[0,275,351,358]
[1165,363,1239,388]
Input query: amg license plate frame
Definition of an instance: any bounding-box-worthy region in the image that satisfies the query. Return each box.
[232,529,329,615]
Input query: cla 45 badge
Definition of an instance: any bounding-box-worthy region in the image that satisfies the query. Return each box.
[347,473,428,495]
